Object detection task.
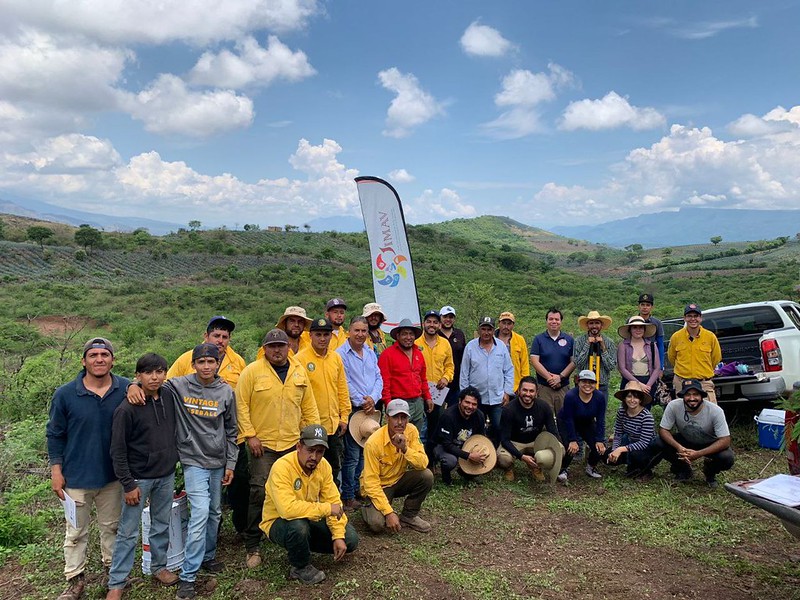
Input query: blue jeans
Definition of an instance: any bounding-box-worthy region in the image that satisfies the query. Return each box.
[182,466,223,582]
[481,403,503,446]
[108,473,175,589]
[341,427,364,502]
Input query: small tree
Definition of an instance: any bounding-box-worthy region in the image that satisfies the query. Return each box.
[303,223,311,233]
[27,226,54,250]
[243,224,260,231]
[74,225,103,255]
[284,224,299,232]
[662,247,672,256]
[188,220,201,231]
[710,235,722,246]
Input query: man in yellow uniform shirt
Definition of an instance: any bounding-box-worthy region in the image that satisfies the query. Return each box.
[260,425,358,585]
[236,329,320,569]
[296,318,351,485]
[360,399,433,534]
[167,316,246,387]
[668,303,722,403]
[255,306,312,361]
[495,311,530,390]
[416,310,454,462]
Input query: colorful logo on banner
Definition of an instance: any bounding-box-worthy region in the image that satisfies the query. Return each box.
[374,247,408,287]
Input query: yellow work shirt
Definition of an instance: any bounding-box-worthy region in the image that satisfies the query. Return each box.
[254,335,310,361]
[260,451,347,540]
[415,335,455,384]
[359,424,428,516]
[295,347,351,436]
[503,331,531,390]
[235,356,320,450]
[167,345,246,388]
[667,326,722,380]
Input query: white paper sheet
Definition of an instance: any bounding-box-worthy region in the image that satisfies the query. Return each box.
[428,382,449,407]
[747,474,800,507]
[60,491,78,528]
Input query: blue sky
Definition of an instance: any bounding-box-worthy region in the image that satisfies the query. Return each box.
[1,1,799,229]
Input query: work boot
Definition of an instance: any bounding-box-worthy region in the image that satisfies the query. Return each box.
[289,563,326,585]
[399,514,432,533]
[245,552,262,569]
[57,573,85,600]
[175,580,195,600]
[153,569,179,586]
[343,498,361,511]
[503,468,515,482]
[105,589,124,600]
[200,558,224,573]
[528,464,545,482]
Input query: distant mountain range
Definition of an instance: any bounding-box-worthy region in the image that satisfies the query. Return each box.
[549,207,800,248]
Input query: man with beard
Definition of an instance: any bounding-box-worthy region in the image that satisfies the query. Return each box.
[378,319,432,443]
[530,308,575,416]
[433,387,487,485]
[261,425,358,585]
[496,377,560,482]
[416,310,454,462]
[236,329,320,569]
[495,311,530,391]
[324,298,349,352]
[460,317,514,446]
[647,380,734,487]
[337,316,383,511]
[360,400,433,533]
[166,316,246,387]
[363,302,388,356]
[256,306,312,360]
[573,310,617,395]
[438,305,466,408]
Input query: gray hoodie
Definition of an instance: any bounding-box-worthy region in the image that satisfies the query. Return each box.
[163,374,238,471]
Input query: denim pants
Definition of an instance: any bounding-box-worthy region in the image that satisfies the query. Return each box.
[268,518,359,569]
[107,473,175,589]
[341,427,364,502]
[181,466,223,583]
[480,403,503,446]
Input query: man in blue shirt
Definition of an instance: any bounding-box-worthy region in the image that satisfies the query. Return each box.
[47,337,128,600]
[337,316,383,510]
[460,316,514,445]
[530,308,575,416]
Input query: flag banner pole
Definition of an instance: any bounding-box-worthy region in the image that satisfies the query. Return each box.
[355,176,421,333]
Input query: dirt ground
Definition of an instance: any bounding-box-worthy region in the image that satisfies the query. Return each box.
[24,315,99,337]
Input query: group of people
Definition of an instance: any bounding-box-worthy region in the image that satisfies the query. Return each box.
[45,294,734,599]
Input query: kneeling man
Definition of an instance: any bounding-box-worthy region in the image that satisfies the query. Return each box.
[649,379,734,487]
[360,400,434,533]
[433,386,487,485]
[261,425,358,585]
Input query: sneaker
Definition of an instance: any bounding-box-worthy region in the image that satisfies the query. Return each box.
[57,573,85,600]
[245,552,262,569]
[289,564,326,585]
[399,514,432,533]
[343,498,362,511]
[153,569,179,586]
[503,468,515,482]
[105,589,124,600]
[176,581,196,600]
[585,465,602,479]
[557,470,568,484]
[200,558,225,573]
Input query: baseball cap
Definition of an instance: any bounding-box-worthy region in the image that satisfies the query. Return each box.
[192,343,220,361]
[638,293,655,304]
[478,316,495,328]
[386,399,410,417]
[440,305,456,316]
[262,328,290,346]
[326,298,347,311]
[577,369,597,382]
[299,424,329,448]
[207,315,235,333]
[423,309,441,321]
[499,311,515,323]
[309,317,333,332]
[82,337,115,357]
[678,379,708,398]
[684,303,702,315]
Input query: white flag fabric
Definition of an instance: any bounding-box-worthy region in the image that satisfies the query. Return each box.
[355,176,420,333]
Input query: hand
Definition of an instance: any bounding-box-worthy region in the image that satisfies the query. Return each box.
[607,448,624,464]
[332,538,347,561]
[330,503,344,519]
[547,373,561,388]
[124,487,141,506]
[51,466,66,500]
[568,441,580,456]
[436,378,448,390]
[468,450,488,464]
[521,455,537,468]
[362,397,375,414]
[678,448,700,464]
[502,393,510,406]
[640,383,651,393]
[222,469,234,485]
[385,512,401,533]
[338,421,347,436]
[595,441,606,455]
[248,436,264,458]
[391,433,407,454]
[425,399,434,414]
[127,383,146,406]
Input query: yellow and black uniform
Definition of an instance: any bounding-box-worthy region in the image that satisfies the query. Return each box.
[415,335,455,386]
[295,348,350,437]
[167,345,246,388]
[668,327,722,380]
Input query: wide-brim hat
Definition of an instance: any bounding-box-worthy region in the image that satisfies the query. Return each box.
[533,432,564,484]
[362,302,386,320]
[276,306,312,331]
[614,380,653,406]
[578,310,612,331]
[390,318,422,340]
[617,315,657,339]
[458,434,497,475]
[348,410,381,447]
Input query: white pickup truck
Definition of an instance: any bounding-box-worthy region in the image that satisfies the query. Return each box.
[662,300,800,405]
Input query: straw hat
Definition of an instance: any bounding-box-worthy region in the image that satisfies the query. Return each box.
[275,306,312,331]
[533,432,564,484]
[617,315,657,339]
[348,410,381,447]
[614,380,653,407]
[457,434,497,475]
[577,310,612,331]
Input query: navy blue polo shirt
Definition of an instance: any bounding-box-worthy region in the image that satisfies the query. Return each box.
[530,331,574,388]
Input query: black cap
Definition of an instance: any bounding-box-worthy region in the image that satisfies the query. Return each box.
[325,298,347,310]
[207,315,235,333]
[192,343,220,361]
[638,293,654,304]
[299,424,329,448]
[478,316,495,328]
[309,318,333,332]
[678,379,708,398]
[684,303,702,315]
[423,310,441,321]
[82,337,115,357]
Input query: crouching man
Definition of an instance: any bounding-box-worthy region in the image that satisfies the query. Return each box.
[261,425,358,585]
[360,400,434,533]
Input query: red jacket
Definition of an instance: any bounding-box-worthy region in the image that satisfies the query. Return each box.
[378,343,430,403]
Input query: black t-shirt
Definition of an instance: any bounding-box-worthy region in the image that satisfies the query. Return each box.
[500,398,560,459]
[436,403,486,459]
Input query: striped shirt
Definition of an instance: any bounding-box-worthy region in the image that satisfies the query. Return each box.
[611,407,656,452]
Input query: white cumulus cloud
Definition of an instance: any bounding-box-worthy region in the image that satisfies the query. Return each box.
[378,67,445,138]
[189,35,316,89]
[388,169,415,183]
[460,21,514,57]
[406,188,477,223]
[560,91,665,131]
